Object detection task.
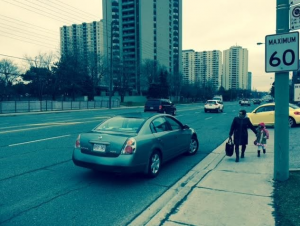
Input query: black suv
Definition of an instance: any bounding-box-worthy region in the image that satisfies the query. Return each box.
[144,99,176,115]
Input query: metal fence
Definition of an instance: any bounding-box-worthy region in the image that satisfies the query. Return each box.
[0,100,120,114]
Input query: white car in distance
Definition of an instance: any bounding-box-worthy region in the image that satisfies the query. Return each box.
[204,100,224,113]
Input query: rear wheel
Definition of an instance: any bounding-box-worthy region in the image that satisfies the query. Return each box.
[146,151,161,178]
[289,117,295,128]
[187,136,198,155]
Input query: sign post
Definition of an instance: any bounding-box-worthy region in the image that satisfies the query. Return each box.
[265,0,292,181]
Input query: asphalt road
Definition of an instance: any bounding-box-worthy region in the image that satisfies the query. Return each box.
[0,102,298,226]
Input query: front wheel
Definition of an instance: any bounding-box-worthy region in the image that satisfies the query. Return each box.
[186,136,199,155]
[146,151,161,178]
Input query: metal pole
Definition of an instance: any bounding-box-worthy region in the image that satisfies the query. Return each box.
[109,22,113,109]
[274,0,289,181]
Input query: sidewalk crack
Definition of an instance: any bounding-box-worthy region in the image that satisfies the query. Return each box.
[197,186,272,198]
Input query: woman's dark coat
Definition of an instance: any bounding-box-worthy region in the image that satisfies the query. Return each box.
[229,116,256,145]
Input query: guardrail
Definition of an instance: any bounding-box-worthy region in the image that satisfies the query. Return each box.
[0,100,120,114]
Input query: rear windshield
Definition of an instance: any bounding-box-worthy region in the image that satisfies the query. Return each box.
[206,101,216,104]
[146,100,160,105]
[93,117,145,133]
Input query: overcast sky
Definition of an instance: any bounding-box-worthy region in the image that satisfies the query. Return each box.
[0,0,279,91]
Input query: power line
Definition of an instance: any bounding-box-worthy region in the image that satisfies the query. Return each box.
[1,0,75,24]
[0,29,58,47]
[54,0,100,19]
[0,34,57,49]
[0,23,59,42]
[0,14,57,34]
[25,0,92,24]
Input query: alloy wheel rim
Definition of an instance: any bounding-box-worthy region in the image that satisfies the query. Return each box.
[151,154,160,174]
[189,139,197,153]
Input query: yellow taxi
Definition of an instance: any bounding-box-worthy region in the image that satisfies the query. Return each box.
[247,103,300,127]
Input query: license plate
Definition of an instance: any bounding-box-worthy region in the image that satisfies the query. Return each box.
[93,144,106,152]
[150,107,154,109]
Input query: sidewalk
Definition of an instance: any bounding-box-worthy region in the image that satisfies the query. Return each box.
[130,130,276,226]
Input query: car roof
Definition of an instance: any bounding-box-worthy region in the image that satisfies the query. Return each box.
[113,112,161,119]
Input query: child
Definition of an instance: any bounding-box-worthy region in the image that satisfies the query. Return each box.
[255,122,269,157]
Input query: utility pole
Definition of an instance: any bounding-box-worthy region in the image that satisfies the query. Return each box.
[109,22,113,109]
[274,0,289,181]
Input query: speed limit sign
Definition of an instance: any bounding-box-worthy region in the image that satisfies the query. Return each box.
[265,32,299,72]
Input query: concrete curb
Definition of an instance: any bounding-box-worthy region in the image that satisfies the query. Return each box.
[128,139,228,226]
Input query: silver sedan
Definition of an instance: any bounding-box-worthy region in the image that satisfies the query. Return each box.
[72,112,199,178]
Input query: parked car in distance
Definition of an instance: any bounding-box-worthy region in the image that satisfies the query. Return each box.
[144,99,176,116]
[72,113,199,178]
[253,99,262,105]
[240,99,251,106]
[247,103,300,127]
[204,100,224,113]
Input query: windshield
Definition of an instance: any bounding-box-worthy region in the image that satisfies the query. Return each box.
[289,103,300,109]
[93,117,145,133]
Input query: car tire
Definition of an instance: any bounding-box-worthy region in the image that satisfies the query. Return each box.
[146,150,161,178]
[289,117,296,128]
[217,108,221,113]
[221,107,224,113]
[186,136,198,155]
[204,109,207,113]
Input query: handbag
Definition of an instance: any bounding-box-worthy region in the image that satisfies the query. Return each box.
[254,140,257,145]
[225,137,234,157]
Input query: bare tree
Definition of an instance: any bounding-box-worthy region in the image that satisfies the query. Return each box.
[23,52,57,100]
[140,59,162,92]
[0,59,19,86]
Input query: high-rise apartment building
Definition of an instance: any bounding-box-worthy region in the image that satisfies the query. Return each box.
[248,72,252,90]
[182,50,195,84]
[222,46,248,90]
[102,0,182,94]
[182,49,222,89]
[60,21,104,60]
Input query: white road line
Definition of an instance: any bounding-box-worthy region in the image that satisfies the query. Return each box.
[205,117,212,120]
[9,135,71,147]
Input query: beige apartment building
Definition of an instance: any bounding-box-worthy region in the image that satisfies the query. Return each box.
[222,46,248,90]
[182,49,222,89]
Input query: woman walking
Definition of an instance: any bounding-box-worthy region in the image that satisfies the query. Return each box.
[229,110,256,162]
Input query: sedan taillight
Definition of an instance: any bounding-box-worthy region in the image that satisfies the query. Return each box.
[159,105,162,110]
[75,134,81,148]
[121,138,136,154]
[294,111,300,115]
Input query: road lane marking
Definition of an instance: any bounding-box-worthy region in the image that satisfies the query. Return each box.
[9,135,71,147]
[0,117,109,134]
[205,117,212,120]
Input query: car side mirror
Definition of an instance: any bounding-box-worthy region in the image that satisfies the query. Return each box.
[183,124,190,129]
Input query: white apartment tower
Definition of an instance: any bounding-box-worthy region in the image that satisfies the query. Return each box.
[182,50,195,84]
[222,46,248,90]
[182,50,222,89]
[102,0,182,94]
[60,21,104,60]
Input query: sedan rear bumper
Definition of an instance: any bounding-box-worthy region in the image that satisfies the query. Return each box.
[72,148,146,173]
